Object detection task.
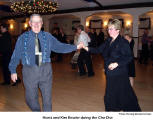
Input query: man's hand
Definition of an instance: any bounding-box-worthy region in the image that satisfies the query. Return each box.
[77,42,84,49]
[77,42,89,51]
[11,73,18,83]
[108,62,118,70]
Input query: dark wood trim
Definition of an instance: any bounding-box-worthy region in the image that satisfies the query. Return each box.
[132,37,139,38]
[53,2,153,14]
[1,2,153,20]
[93,0,103,8]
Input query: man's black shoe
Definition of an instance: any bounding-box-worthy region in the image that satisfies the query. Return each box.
[11,82,17,86]
[16,78,21,83]
[88,72,95,77]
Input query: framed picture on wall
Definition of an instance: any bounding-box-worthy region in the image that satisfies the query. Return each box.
[139,18,151,29]
[89,19,102,29]
[72,20,80,30]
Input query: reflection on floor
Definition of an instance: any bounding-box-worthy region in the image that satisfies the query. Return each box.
[0,54,153,111]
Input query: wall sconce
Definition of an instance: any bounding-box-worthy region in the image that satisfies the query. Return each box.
[24,23,28,29]
[126,20,131,27]
[10,24,14,30]
[86,21,89,27]
[103,21,108,27]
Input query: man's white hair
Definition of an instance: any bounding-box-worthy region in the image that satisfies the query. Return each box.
[29,14,43,22]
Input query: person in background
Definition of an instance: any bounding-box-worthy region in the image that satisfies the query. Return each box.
[73,29,79,46]
[0,23,12,85]
[59,28,67,44]
[93,28,98,47]
[71,29,80,69]
[97,29,105,46]
[88,28,97,47]
[150,35,153,66]
[57,27,67,62]
[51,22,60,33]
[9,14,81,111]
[52,28,62,62]
[77,25,94,77]
[80,19,141,111]
[124,31,135,87]
[139,29,150,64]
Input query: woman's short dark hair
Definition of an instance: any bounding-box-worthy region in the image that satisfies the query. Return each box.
[77,25,84,31]
[124,29,132,38]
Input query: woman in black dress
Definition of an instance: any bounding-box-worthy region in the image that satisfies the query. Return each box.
[81,19,141,111]
[124,32,135,87]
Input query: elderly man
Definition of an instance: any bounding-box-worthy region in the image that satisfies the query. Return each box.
[9,14,81,111]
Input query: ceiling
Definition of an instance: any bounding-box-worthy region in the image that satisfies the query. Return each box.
[0,0,153,19]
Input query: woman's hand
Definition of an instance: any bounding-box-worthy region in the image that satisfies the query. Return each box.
[108,62,118,70]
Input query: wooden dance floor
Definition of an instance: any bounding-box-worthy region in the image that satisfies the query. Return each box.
[0,54,153,111]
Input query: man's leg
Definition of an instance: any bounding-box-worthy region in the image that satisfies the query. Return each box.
[77,51,86,76]
[84,52,94,76]
[22,65,41,111]
[39,63,52,111]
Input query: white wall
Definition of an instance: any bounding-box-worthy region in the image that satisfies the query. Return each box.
[49,17,80,35]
